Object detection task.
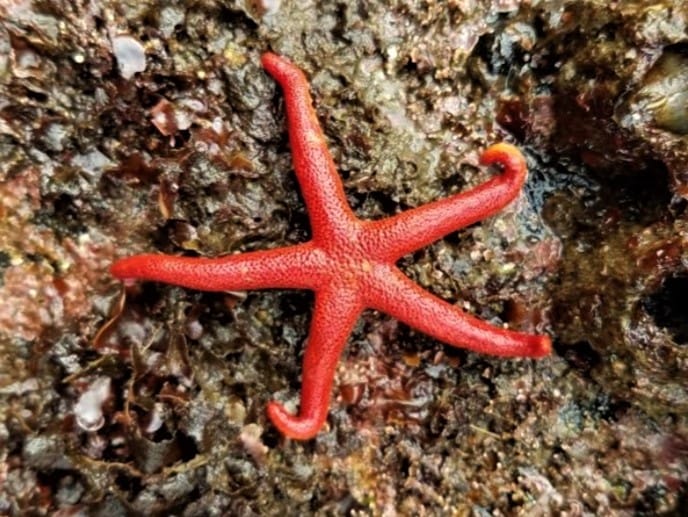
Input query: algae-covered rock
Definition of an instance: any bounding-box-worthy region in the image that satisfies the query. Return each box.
[0,0,686,514]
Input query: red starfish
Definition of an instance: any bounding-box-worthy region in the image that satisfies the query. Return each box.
[111,52,551,440]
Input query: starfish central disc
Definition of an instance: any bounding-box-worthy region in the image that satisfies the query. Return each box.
[110,52,552,440]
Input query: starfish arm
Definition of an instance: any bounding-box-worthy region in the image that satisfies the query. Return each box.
[363,143,529,261]
[110,243,323,291]
[261,52,356,242]
[367,267,551,358]
[267,285,362,440]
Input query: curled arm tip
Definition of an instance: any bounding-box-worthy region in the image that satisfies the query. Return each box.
[479,142,528,186]
[266,401,326,441]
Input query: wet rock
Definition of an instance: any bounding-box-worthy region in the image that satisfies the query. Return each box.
[2,0,687,514]
[625,49,688,136]
[23,435,72,470]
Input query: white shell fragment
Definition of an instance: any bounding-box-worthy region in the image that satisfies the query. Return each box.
[74,377,111,431]
[112,35,146,79]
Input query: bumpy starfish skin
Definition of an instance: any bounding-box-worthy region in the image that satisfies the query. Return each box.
[111,52,552,440]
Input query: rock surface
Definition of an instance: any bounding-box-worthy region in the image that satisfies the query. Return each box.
[0,0,686,514]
